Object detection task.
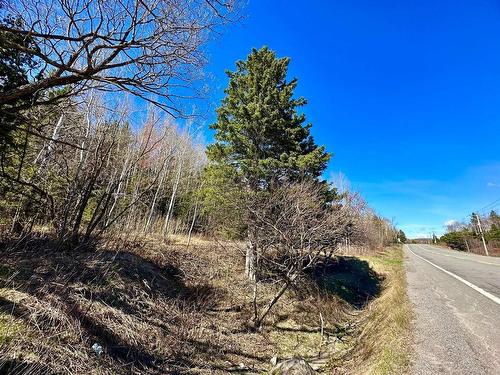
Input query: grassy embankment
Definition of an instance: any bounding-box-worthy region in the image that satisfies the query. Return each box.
[0,236,411,374]
[0,234,372,374]
[346,245,413,374]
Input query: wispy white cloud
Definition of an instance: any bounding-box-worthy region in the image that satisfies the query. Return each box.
[487,182,500,187]
[444,219,457,226]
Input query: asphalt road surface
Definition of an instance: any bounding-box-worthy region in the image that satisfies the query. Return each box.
[404,244,500,374]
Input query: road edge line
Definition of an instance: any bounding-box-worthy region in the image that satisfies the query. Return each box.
[416,245,500,267]
[406,245,500,306]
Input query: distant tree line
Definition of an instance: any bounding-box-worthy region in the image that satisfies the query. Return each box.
[440,211,500,253]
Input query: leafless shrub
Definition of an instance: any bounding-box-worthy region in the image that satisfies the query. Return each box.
[330,179,398,254]
[248,181,349,328]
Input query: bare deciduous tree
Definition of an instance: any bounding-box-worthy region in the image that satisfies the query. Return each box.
[1,90,207,245]
[0,0,238,114]
[248,181,347,329]
[330,175,398,254]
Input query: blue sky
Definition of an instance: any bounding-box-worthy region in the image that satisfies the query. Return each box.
[200,0,500,238]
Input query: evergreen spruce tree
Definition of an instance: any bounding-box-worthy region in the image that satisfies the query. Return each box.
[207,46,330,190]
[398,229,407,243]
[206,47,332,279]
[0,15,42,149]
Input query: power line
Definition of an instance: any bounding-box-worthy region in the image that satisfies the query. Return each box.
[443,199,500,231]
[479,197,500,212]
[478,202,500,216]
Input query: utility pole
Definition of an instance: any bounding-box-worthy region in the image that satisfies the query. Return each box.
[474,213,489,256]
[463,236,470,252]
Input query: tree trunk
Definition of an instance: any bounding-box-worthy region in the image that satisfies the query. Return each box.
[144,156,169,232]
[186,199,199,248]
[163,156,183,235]
[254,278,292,329]
[252,275,258,324]
[70,181,94,245]
[245,241,256,281]
[106,147,132,227]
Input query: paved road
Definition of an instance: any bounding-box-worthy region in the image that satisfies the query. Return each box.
[404,244,500,374]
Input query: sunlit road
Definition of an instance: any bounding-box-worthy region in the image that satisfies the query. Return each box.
[405,244,500,374]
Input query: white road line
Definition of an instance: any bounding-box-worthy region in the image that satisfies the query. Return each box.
[416,245,500,267]
[407,245,500,306]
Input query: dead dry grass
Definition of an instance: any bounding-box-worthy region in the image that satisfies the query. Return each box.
[340,245,412,375]
[0,233,369,374]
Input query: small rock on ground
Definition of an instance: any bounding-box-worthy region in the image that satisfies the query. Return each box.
[270,357,316,375]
